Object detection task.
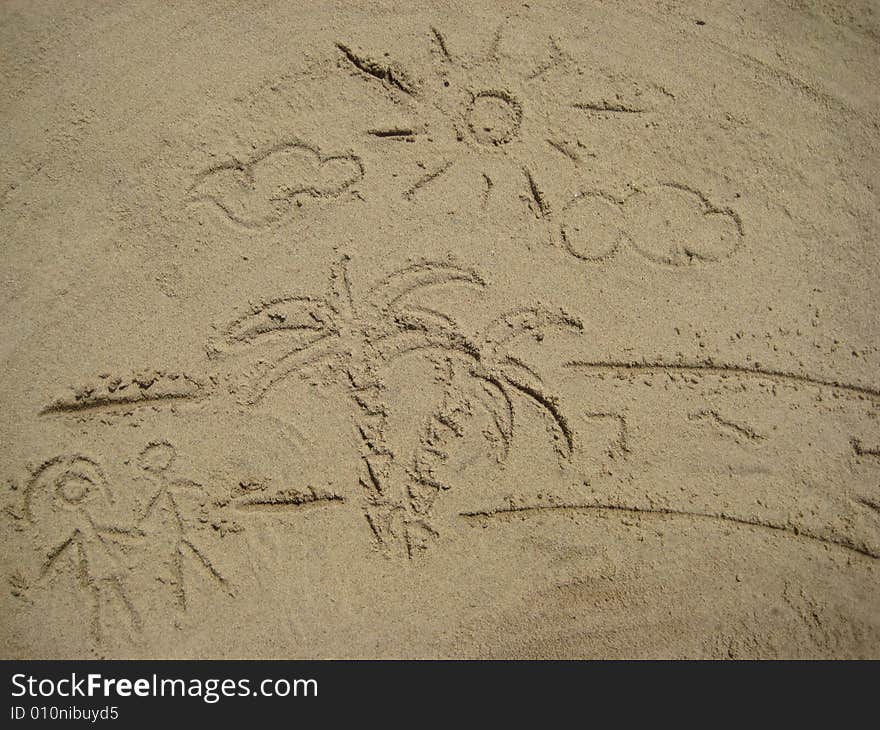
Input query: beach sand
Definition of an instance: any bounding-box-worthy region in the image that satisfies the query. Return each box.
[1,0,878,658]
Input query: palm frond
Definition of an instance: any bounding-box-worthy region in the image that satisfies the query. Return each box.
[245,337,343,404]
[472,373,515,461]
[393,304,459,333]
[366,261,485,313]
[374,328,481,364]
[217,296,335,353]
[497,362,574,459]
[482,307,583,353]
[498,354,544,383]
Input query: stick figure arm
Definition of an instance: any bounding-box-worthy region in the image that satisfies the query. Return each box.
[94,523,146,539]
[170,478,209,497]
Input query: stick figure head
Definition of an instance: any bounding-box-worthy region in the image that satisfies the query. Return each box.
[24,455,115,548]
[137,441,176,474]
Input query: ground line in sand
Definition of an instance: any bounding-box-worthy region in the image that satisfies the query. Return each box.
[460,502,879,561]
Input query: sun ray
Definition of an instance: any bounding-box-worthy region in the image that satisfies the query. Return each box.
[403,160,454,200]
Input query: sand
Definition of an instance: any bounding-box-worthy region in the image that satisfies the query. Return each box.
[1,1,878,659]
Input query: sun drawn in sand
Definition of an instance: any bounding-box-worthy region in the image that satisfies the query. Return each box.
[336,25,671,212]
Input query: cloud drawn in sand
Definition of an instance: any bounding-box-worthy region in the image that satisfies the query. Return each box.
[187,140,363,229]
[557,182,744,265]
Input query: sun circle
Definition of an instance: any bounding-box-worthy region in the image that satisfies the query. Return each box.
[466,91,522,146]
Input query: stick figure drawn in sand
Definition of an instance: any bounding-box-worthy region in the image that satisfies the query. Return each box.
[137,441,230,609]
[23,455,142,643]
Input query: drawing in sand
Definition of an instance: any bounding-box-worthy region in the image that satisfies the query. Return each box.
[2,3,878,659]
[22,456,141,643]
[210,257,583,556]
[136,441,230,609]
[338,24,671,212]
[556,183,744,265]
[187,141,364,229]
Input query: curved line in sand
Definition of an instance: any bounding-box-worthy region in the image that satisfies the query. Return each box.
[460,502,879,561]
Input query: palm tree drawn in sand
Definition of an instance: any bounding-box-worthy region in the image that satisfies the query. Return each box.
[210,257,583,556]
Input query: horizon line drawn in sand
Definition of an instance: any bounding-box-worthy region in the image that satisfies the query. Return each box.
[22,455,142,643]
[554,182,744,266]
[208,257,584,557]
[851,438,880,459]
[563,358,880,401]
[233,483,345,512]
[336,25,671,210]
[186,140,364,229]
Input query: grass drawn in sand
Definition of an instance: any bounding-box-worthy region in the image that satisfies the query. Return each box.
[209,257,583,557]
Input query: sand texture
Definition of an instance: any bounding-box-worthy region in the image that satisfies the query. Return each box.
[1,1,879,659]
